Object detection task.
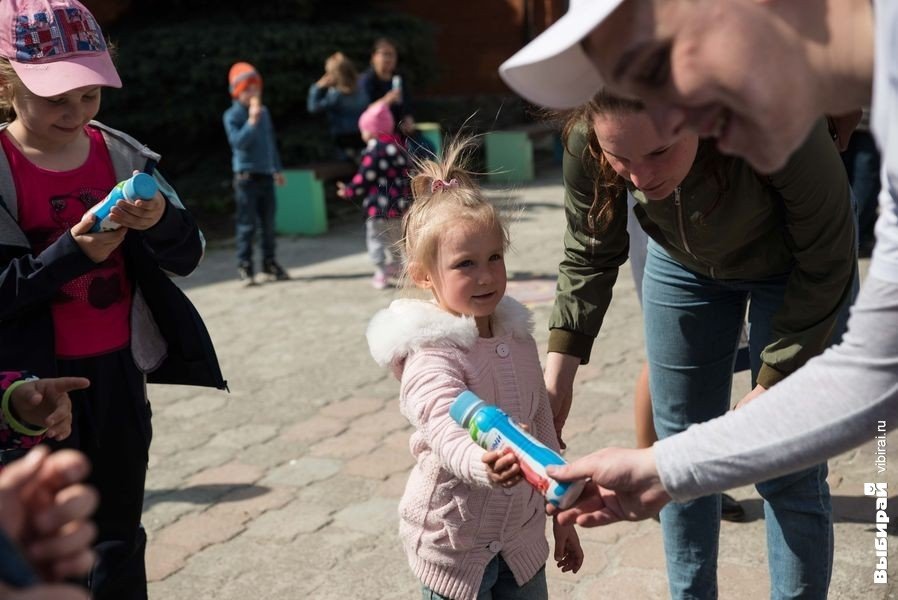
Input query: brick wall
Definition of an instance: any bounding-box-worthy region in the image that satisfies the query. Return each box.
[389,0,565,96]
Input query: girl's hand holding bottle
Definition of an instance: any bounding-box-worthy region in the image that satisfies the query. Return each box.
[483,447,524,488]
[106,177,165,231]
[70,212,127,264]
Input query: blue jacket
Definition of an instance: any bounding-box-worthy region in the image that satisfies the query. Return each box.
[307,84,368,136]
[222,100,283,175]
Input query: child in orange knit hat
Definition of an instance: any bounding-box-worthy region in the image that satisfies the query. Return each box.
[223,62,289,285]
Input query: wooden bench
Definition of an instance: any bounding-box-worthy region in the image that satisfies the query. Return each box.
[274,160,357,235]
[484,122,559,184]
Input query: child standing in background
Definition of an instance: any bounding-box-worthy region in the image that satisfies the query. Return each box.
[366,139,583,600]
[0,1,225,597]
[307,52,368,161]
[223,61,289,286]
[338,101,411,289]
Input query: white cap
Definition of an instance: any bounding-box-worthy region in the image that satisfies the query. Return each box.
[499,0,626,109]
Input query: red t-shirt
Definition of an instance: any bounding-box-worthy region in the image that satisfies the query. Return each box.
[1,126,132,358]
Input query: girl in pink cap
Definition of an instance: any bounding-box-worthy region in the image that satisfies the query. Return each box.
[0,1,225,598]
[338,101,413,289]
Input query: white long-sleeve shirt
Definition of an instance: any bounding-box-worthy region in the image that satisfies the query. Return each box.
[655,0,898,502]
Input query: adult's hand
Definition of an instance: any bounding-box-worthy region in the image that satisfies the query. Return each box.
[0,446,98,582]
[546,447,671,526]
[0,581,89,600]
[733,383,767,411]
[543,352,581,449]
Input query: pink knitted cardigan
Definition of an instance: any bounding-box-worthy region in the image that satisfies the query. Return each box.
[367,296,559,600]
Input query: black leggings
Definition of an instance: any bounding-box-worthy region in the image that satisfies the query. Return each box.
[55,348,152,600]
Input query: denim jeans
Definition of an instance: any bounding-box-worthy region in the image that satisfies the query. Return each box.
[421,557,547,600]
[842,130,881,247]
[234,175,276,266]
[644,242,841,599]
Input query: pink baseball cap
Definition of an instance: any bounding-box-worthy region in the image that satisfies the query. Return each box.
[358,101,395,136]
[0,0,121,97]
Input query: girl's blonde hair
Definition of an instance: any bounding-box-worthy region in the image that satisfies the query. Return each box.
[325,52,358,94]
[0,59,21,121]
[401,136,509,286]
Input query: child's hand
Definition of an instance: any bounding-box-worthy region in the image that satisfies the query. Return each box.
[382,89,402,106]
[336,181,348,199]
[108,174,166,231]
[70,213,127,263]
[552,519,584,574]
[274,172,286,186]
[483,447,523,487]
[248,95,263,124]
[10,377,89,441]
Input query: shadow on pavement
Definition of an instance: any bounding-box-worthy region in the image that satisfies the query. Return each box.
[143,483,271,511]
[721,495,898,528]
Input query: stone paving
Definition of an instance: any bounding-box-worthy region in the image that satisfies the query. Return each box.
[143,171,896,599]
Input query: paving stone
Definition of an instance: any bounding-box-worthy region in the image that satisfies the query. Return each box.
[207,423,279,449]
[308,430,382,459]
[261,456,342,488]
[244,501,333,540]
[319,396,384,419]
[616,532,667,571]
[206,485,294,522]
[279,414,347,444]
[345,407,409,436]
[342,444,415,480]
[146,542,189,582]
[187,461,263,487]
[162,394,227,419]
[331,496,399,535]
[577,569,669,599]
[153,512,247,555]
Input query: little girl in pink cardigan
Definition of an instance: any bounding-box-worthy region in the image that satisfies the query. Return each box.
[367,138,583,600]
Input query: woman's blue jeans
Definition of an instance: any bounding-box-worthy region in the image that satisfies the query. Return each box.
[643,242,844,599]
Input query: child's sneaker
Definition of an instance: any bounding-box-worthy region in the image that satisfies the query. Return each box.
[262,260,290,281]
[238,262,256,286]
[371,270,388,290]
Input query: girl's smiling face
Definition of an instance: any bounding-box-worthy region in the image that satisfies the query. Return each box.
[10,84,102,150]
[419,219,507,337]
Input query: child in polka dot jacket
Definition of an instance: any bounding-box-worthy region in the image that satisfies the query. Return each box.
[337,101,412,289]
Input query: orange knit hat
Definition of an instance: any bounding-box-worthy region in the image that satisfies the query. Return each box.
[228,62,262,98]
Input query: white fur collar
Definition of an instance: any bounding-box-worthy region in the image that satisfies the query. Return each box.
[366,295,534,367]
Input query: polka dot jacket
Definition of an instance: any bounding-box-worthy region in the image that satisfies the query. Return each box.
[345,134,413,219]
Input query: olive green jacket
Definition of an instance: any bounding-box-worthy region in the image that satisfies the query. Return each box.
[548,120,857,388]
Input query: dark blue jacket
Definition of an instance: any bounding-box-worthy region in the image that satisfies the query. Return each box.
[0,121,226,390]
[222,100,283,175]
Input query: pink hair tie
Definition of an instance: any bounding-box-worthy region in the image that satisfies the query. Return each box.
[431,178,459,193]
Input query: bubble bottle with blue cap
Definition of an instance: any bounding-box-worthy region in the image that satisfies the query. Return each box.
[450,390,585,509]
[88,172,158,232]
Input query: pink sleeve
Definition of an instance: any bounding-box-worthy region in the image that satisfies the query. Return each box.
[400,350,493,488]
